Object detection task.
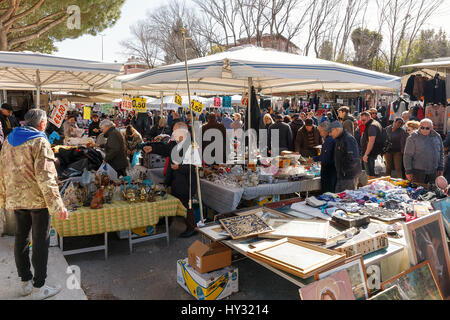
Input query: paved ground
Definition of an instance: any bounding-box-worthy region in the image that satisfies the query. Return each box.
[0,216,87,300]
[64,217,300,300]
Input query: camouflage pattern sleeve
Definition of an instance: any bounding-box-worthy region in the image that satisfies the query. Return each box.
[0,158,5,209]
[33,138,65,216]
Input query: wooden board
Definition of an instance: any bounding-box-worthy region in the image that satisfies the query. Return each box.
[247,238,346,279]
[219,213,274,240]
[261,219,329,243]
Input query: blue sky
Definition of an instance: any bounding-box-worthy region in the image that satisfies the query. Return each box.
[54,0,450,64]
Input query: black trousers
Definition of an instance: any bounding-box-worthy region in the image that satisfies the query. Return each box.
[14,209,51,288]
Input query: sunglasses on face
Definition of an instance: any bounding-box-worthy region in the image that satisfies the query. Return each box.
[420,126,431,131]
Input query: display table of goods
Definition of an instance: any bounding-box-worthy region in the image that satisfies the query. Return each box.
[196,178,450,300]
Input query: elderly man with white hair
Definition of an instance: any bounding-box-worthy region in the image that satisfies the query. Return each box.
[403,118,445,184]
[401,111,411,130]
[99,119,129,177]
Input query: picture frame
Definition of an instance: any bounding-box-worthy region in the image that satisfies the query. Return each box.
[315,255,370,300]
[431,198,450,238]
[261,219,329,243]
[368,285,408,300]
[247,238,346,279]
[197,223,230,242]
[299,270,356,300]
[403,212,450,299]
[219,213,274,240]
[381,261,443,300]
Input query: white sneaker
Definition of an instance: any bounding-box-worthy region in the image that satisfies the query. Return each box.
[20,280,33,297]
[31,284,62,300]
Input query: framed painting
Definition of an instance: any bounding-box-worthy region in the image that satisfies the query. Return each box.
[261,219,329,243]
[315,255,369,300]
[403,212,450,299]
[431,198,450,238]
[247,238,346,279]
[299,270,355,300]
[368,285,408,300]
[381,261,443,300]
[219,213,273,240]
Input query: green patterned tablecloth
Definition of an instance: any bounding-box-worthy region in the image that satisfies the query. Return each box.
[53,195,186,237]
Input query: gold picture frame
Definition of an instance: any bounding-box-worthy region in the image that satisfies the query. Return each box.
[219,213,274,240]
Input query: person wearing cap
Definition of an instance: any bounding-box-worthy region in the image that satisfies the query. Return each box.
[0,103,17,138]
[268,113,294,154]
[329,121,362,192]
[295,118,322,157]
[312,121,337,193]
[0,108,68,300]
[383,118,408,178]
[99,119,129,177]
[403,118,444,184]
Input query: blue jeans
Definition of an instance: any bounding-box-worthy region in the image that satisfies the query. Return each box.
[363,155,377,177]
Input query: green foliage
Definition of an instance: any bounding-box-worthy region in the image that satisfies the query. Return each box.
[351,28,383,70]
[0,0,125,52]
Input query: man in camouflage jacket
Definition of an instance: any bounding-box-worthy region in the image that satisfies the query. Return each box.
[0,109,68,300]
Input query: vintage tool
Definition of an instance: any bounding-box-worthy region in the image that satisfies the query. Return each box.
[90,187,104,209]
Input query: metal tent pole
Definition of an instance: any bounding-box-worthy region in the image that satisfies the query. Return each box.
[181,28,204,224]
[247,77,253,170]
[36,70,41,108]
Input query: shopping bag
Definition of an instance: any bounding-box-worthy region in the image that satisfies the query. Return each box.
[96,161,118,182]
[374,155,386,176]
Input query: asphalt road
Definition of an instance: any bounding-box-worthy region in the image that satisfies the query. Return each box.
[64,216,300,300]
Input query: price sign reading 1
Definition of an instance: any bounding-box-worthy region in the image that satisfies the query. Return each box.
[122,96,132,111]
[175,94,182,106]
[190,100,204,114]
[132,97,147,113]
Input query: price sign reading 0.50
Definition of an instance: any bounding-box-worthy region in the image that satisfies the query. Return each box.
[190,100,204,114]
[132,97,147,113]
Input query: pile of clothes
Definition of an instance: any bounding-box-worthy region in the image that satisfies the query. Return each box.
[56,147,104,180]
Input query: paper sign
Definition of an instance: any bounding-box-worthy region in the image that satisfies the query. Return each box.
[214,97,221,107]
[241,95,248,107]
[190,100,204,114]
[175,94,182,106]
[101,104,115,115]
[337,99,344,104]
[222,96,231,108]
[83,106,91,120]
[133,97,147,113]
[49,101,69,128]
[122,96,132,111]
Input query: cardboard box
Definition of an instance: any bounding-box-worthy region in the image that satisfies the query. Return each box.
[188,241,231,274]
[177,259,238,300]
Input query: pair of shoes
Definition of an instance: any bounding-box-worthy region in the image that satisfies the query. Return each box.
[20,280,33,297]
[31,284,62,300]
[179,229,198,238]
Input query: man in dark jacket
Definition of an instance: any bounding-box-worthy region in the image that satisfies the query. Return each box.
[99,120,128,177]
[360,112,384,178]
[289,114,304,148]
[329,121,362,192]
[338,106,355,136]
[268,113,293,155]
[88,113,101,138]
[295,118,322,157]
[143,122,198,238]
[202,113,227,164]
[312,121,337,193]
[0,103,17,138]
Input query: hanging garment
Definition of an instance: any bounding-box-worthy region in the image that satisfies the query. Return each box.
[390,98,409,121]
[424,75,447,105]
[425,104,446,134]
[404,75,416,100]
[413,76,427,101]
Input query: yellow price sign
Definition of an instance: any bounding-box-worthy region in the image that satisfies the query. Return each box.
[132,97,147,113]
[83,106,91,120]
[175,94,183,106]
[190,100,204,114]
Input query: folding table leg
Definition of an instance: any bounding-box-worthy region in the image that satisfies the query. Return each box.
[165,216,170,247]
[59,235,63,252]
[128,230,133,254]
[104,232,108,260]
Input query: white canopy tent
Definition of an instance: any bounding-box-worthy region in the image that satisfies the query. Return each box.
[0,51,122,106]
[146,95,208,111]
[118,46,401,95]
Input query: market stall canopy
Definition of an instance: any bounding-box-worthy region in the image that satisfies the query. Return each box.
[401,58,450,72]
[147,95,208,111]
[117,46,401,95]
[0,51,122,92]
